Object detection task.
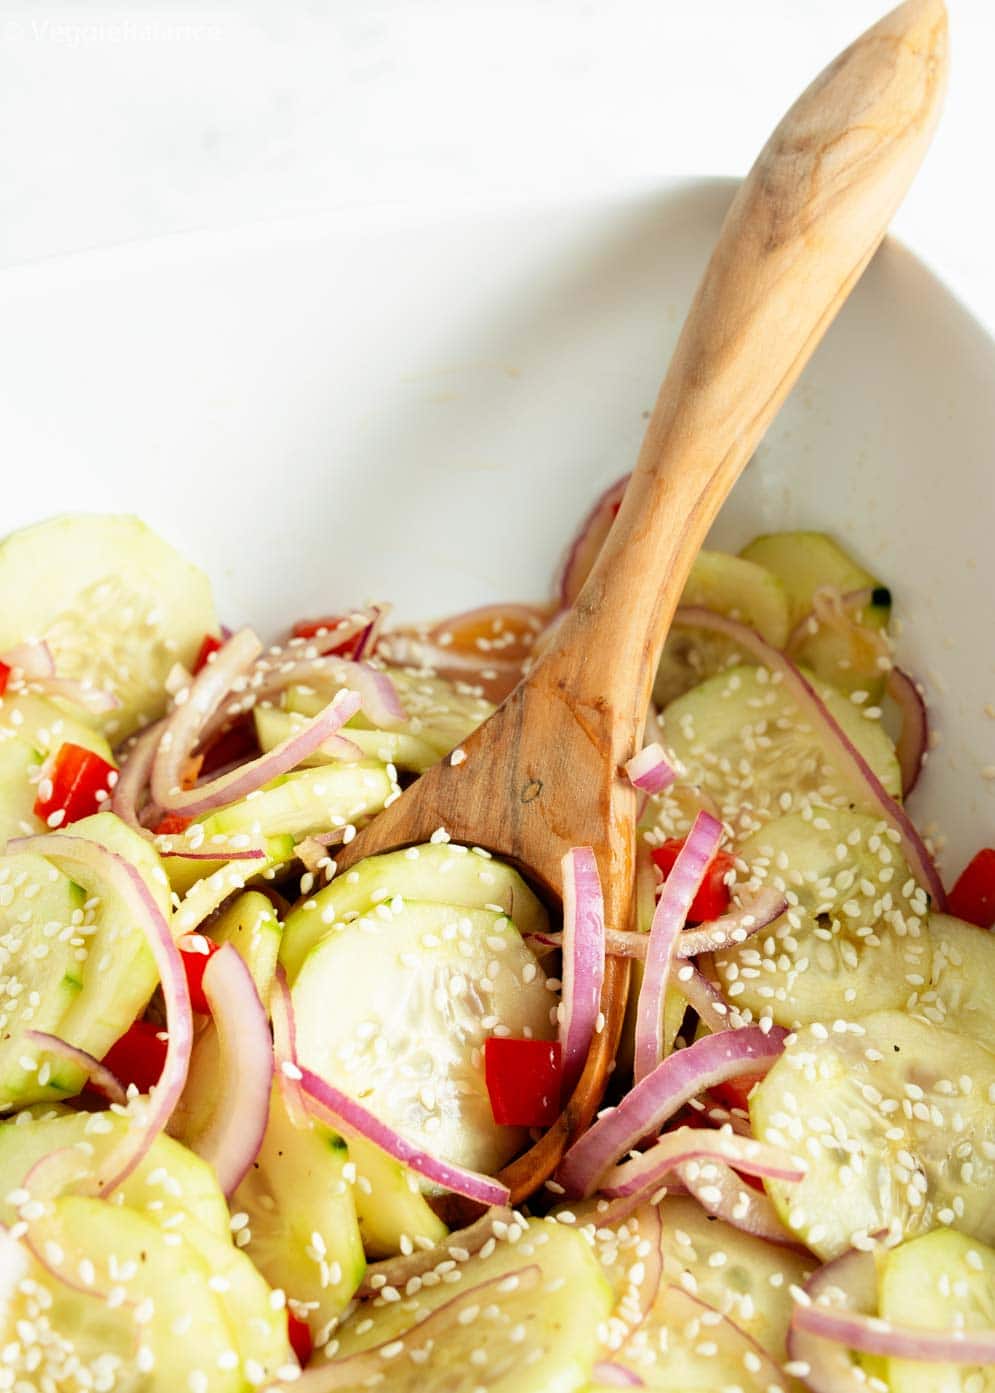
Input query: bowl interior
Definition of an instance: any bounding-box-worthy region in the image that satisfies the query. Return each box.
[0,178,992,869]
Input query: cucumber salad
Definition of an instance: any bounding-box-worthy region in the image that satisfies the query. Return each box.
[0,502,991,1393]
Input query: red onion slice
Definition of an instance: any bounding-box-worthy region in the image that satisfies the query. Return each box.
[600,887,788,962]
[676,1157,800,1245]
[155,688,362,816]
[560,847,607,1097]
[792,1303,971,1366]
[675,965,746,1033]
[886,666,928,798]
[557,1026,787,1198]
[357,1205,516,1296]
[211,654,406,736]
[270,966,310,1129]
[159,845,266,863]
[298,1066,510,1208]
[151,627,263,808]
[1,642,118,713]
[787,1247,880,1393]
[791,1248,995,1366]
[111,718,166,831]
[600,1124,804,1201]
[624,742,678,796]
[35,677,120,714]
[24,1030,127,1106]
[192,944,274,1195]
[558,474,629,607]
[1,640,56,678]
[8,834,193,1197]
[592,1363,645,1387]
[633,811,723,1084]
[672,606,946,909]
[293,1266,540,1390]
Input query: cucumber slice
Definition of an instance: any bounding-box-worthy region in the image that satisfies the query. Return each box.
[653,550,792,706]
[50,813,173,1068]
[363,667,493,760]
[38,1195,245,1392]
[658,663,901,841]
[0,692,116,845]
[879,1229,995,1393]
[0,513,217,739]
[656,1195,811,1360]
[348,1132,449,1258]
[202,760,396,841]
[292,900,554,1176]
[287,666,494,762]
[0,1228,138,1388]
[233,1084,366,1331]
[208,888,283,999]
[176,1217,293,1383]
[160,832,295,897]
[599,1283,791,1392]
[329,1216,612,1393]
[0,852,88,1106]
[0,1108,231,1237]
[280,841,549,983]
[751,1010,995,1258]
[918,914,995,1053]
[740,531,891,698]
[256,702,440,775]
[711,809,931,1029]
[568,1194,810,1365]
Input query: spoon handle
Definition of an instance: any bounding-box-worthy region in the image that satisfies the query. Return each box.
[541,0,946,743]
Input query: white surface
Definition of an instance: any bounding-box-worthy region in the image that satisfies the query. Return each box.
[0,2,993,329]
[1,183,993,868]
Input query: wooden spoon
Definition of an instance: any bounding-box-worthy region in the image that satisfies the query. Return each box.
[335,0,948,1202]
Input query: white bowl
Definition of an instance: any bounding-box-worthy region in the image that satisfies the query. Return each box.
[1,178,992,871]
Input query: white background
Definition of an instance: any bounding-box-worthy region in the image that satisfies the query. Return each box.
[0,1,991,327]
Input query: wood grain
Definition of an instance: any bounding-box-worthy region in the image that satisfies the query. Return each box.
[336,0,948,1200]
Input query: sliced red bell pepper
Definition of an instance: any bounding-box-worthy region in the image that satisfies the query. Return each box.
[287,1311,313,1367]
[484,1037,562,1127]
[180,937,222,1015]
[651,837,735,924]
[193,633,223,674]
[152,812,193,837]
[947,848,995,929]
[33,743,117,828]
[101,1020,168,1095]
[198,713,259,778]
[709,1072,767,1114]
[0,661,10,697]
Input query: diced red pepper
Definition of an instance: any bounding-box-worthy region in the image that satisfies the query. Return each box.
[180,937,222,1015]
[287,1310,313,1367]
[101,1020,168,1095]
[947,848,995,929]
[651,838,735,924]
[193,633,223,674]
[198,714,259,778]
[709,1072,767,1114]
[152,813,193,837]
[292,615,367,657]
[484,1038,562,1127]
[0,661,10,697]
[33,743,117,828]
